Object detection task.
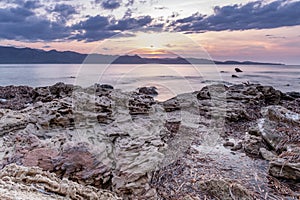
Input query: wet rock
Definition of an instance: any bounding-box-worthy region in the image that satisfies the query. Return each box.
[235,68,243,72]
[138,86,158,96]
[232,74,239,78]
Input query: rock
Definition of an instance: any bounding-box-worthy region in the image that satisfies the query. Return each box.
[223,141,234,147]
[32,82,76,103]
[52,143,113,188]
[0,85,33,110]
[235,68,243,72]
[248,126,261,136]
[197,87,211,100]
[162,98,180,112]
[198,179,255,200]
[231,142,243,151]
[287,91,300,99]
[100,84,114,90]
[138,86,158,96]
[269,159,300,180]
[232,74,239,78]
[243,135,266,156]
[259,148,277,161]
[0,164,121,200]
[128,92,155,115]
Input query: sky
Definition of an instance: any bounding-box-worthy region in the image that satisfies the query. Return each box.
[0,0,300,64]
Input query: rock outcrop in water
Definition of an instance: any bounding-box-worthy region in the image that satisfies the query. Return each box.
[0,82,299,199]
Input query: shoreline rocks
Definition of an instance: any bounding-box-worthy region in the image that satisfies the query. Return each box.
[0,82,299,199]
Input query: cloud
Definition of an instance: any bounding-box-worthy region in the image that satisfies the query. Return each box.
[0,6,71,41]
[154,6,168,10]
[2,0,42,9]
[48,3,79,22]
[109,15,152,31]
[125,0,134,7]
[0,7,34,22]
[95,0,121,10]
[170,0,300,32]
[72,15,152,42]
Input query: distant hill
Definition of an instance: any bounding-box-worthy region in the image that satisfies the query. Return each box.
[0,46,284,65]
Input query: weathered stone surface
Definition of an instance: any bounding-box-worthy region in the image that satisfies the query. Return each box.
[269,160,300,180]
[128,92,155,115]
[0,164,121,200]
[198,179,255,200]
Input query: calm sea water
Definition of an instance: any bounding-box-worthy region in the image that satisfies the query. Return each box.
[0,64,299,101]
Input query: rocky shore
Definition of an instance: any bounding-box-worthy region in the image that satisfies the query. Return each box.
[0,82,299,199]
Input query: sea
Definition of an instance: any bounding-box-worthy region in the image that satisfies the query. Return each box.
[0,64,299,101]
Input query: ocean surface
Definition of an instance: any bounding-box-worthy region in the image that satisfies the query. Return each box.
[0,64,299,101]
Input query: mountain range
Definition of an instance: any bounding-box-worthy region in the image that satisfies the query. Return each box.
[0,46,283,65]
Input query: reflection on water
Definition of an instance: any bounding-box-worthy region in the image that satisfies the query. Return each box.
[0,64,299,101]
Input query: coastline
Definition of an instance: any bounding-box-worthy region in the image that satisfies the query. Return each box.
[0,82,299,199]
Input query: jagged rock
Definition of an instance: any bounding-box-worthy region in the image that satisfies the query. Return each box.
[0,164,121,200]
[128,93,155,115]
[138,86,158,96]
[0,85,33,110]
[32,82,76,103]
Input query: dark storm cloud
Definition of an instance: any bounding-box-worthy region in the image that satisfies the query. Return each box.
[170,0,300,32]
[0,6,71,41]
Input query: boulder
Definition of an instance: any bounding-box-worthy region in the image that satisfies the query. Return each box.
[138,86,158,96]
[235,68,243,72]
